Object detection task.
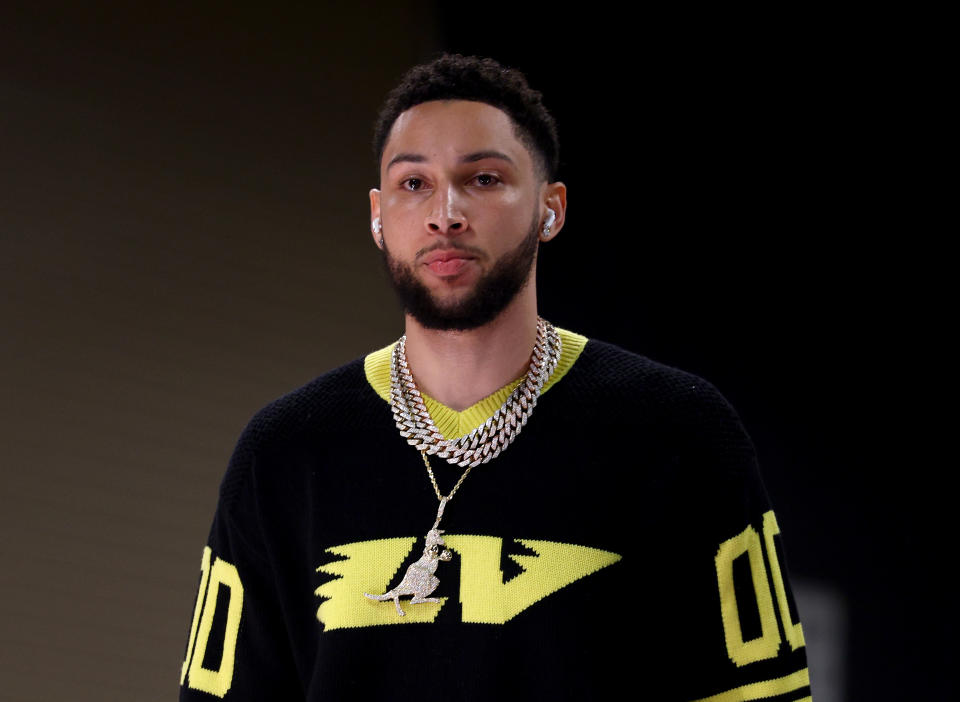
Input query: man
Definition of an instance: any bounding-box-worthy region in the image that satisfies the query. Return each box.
[179,55,811,701]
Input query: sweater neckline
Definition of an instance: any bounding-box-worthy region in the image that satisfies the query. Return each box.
[364,327,587,440]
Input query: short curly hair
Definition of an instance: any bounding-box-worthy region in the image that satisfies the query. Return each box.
[373,54,560,182]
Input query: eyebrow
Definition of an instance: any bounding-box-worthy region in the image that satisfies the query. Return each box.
[386,150,515,171]
[386,153,426,170]
[461,150,514,165]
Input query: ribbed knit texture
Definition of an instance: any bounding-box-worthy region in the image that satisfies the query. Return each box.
[181,336,811,701]
[364,327,587,439]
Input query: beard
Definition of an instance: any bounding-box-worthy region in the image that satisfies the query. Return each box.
[380,213,540,332]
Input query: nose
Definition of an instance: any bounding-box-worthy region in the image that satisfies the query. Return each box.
[425,184,467,235]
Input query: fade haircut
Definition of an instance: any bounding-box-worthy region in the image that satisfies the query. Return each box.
[373,54,560,182]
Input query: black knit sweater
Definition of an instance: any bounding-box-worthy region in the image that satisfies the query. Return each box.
[179,335,811,701]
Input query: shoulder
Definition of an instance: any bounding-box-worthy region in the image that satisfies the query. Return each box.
[568,338,755,467]
[218,355,377,498]
[567,338,733,415]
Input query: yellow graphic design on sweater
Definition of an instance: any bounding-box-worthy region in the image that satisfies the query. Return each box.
[315,535,620,630]
[182,547,245,698]
[714,510,806,667]
[446,535,621,624]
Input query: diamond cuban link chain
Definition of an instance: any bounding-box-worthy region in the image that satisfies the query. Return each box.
[390,316,561,482]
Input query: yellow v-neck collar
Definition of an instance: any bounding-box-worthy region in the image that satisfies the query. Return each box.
[364,327,587,440]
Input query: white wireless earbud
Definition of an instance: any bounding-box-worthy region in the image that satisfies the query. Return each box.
[542,208,557,238]
[372,217,382,235]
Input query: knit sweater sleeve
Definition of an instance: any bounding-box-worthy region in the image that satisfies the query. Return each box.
[668,375,811,700]
[178,412,303,700]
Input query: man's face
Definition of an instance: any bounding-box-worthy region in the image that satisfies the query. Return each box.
[371,100,548,331]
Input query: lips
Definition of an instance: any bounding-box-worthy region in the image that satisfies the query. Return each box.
[422,249,475,277]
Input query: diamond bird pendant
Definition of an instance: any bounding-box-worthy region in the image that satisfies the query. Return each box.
[364,498,452,616]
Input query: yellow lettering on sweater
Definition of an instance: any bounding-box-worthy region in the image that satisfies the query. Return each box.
[182,548,244,698]
[714,511,805,667]
[315,535,620,629]
[445,535,622,624]
[715,524,781,666]
[762,511,806,651]
[182,546,212,685]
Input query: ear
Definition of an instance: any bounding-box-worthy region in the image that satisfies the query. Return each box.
[540,181,567,242]
[369,188,383,249]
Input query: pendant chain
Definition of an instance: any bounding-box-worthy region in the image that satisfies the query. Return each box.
[420,450,467,502]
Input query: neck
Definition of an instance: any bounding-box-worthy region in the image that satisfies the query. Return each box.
[402,285,539,411]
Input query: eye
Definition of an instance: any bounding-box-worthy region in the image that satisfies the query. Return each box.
[402,177,425,191]
[472,173,500,187]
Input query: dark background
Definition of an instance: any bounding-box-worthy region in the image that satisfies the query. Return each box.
[0,3,940,700]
